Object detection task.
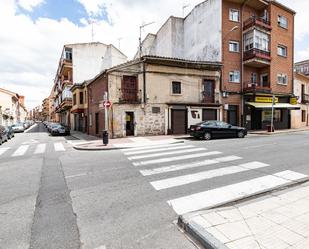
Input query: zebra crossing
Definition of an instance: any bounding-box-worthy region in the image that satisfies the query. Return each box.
[0,142,68,158]
[121,142,308,216]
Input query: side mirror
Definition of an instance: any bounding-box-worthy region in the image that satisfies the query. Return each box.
[228,125,232,128]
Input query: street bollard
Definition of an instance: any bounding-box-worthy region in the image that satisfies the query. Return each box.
[103,130,109,145]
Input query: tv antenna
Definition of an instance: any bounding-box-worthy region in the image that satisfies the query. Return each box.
[182,3,190,17]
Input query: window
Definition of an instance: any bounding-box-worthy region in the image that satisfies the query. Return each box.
[152,107,160,114]
[64,48,72,60]
[229,71,240,83]
[278,45,287,57]
[262,110,282,122]
[229,41,239,52]
[229,9,240,22]
[251,73,257,84]
[73,93,76,105]
[302,110,306,123]
[277,73,288,85]
[244,30,269,52]
[278,15,288,29]
[79,92,84,104]
[172,81,181,94]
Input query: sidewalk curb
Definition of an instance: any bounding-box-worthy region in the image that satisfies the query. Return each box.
[178,216,228,249]
[177,177,309,249]
[72,140,185,151]
[249,128,309,136]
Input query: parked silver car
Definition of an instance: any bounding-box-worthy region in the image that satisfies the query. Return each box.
[11,123,25,133]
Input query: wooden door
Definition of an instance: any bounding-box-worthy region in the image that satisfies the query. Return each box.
[203,80,215,103]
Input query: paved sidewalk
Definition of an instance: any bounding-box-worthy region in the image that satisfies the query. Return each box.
[70,131,187,150]
[180,182,309,249]
[249,127,309,135]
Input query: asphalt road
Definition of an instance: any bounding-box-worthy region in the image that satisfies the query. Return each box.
[1,123,309,249]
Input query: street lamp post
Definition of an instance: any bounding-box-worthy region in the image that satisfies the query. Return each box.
[271,95,275,132]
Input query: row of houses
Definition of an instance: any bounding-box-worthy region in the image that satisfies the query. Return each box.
[0,88,28,126]
[43,0,309,138]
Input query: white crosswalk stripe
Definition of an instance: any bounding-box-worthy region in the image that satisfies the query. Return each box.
[132,151,228,167]
[150,162,270,190]
[121,143,184,152]
[54,142,65,152]
[128,148,206,161]
[121,143,308,216]
[139,154,241,176]
[124,145,194,156]
[0,142,67,157]
[34,144,46,154]
[0,147,10,156]
[167,170,308,215]
[12,145,29,157]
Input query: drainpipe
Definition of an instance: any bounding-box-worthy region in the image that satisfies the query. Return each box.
[143,58,146,105]
[241,0,250,127]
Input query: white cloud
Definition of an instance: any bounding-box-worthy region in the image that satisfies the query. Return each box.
[17,0,45,12]
[1,0,308,110]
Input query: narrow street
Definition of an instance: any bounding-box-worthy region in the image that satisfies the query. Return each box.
[1,122,309,249]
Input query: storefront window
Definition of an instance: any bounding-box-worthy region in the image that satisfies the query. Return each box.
[262,110,282,122]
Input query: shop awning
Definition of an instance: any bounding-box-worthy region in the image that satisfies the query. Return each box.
[246,102,301,110]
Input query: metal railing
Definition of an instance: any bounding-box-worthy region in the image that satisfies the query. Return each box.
[243,82,272,93]
[244,48,271,61]
[302,94,309,103]
[119,89,142,103]
[243,16,271,31]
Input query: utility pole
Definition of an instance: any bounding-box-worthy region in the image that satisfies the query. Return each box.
[118,37,123,50]
[139,22,155,58]
[88,19,96,42]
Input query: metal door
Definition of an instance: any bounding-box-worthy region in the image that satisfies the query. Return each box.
[171,109,187,134]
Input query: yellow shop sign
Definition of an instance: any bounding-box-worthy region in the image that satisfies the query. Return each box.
[290,97,298,105]
[255,96,279,103]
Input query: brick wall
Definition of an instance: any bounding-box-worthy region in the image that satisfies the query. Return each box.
[269,2,294,95]
[87,74,108,137]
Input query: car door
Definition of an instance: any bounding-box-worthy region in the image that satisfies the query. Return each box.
[216,121,233,138]
[206,121,220,138]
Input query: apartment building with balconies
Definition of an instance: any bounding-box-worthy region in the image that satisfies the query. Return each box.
[140,0,296,130]
[52,42,127,128]
[295,60,309,76]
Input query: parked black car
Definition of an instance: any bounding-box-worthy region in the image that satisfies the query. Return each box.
[5,126,15,139]
[50,124,70,136]
[189,121,247,140]
[0,125,9,145]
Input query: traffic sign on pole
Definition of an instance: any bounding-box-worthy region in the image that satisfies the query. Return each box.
[103,100,112,108]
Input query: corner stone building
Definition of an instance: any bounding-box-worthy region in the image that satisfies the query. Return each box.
[87,56,221,138]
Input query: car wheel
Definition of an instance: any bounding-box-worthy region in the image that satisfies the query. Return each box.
[204,132,212,140]
[237,131,245,138]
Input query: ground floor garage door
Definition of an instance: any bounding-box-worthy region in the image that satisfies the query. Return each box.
[202,109,217,121]
[171,109,187,134]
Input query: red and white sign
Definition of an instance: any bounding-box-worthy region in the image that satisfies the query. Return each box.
[103,100,112,108]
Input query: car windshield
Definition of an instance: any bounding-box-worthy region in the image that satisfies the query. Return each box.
[202,121,217,126]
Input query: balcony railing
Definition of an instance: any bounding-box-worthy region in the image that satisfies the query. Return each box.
[201,91,215,103]
[244,48,271,62]
[243,82,272,93]
[119,89,142,103]
[302,94,309,104]
[243,16,271,31]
